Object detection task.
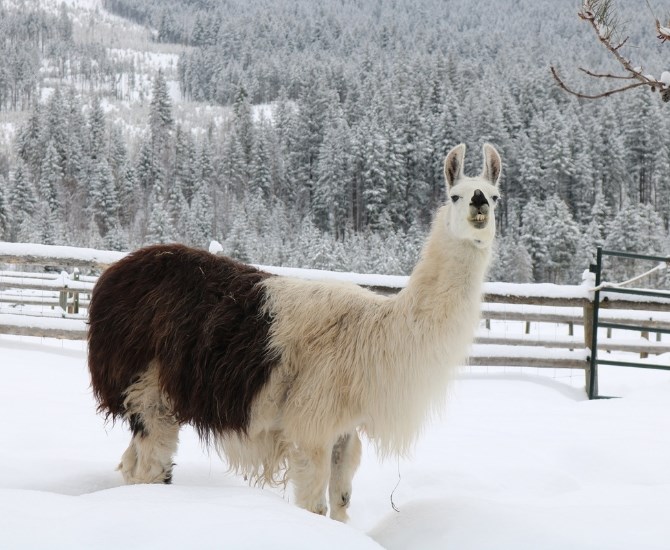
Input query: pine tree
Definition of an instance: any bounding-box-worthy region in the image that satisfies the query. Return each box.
[38,140,62,213]
[566,112,596,224]
[30,202,62,245]
[544,107,573,201]
[651,139,670,230]
[174,127,197,203]
[146,174,172,244]
[491,204,533,283]
[191,14,208,46]
[591,182,611,239]
[88,95,107,160]
[313,116,351,238]
[358,117,393,232]
[543,194,582,284]
[604,201,667,284]
[595,103,627,212]
[521,197,551,282]
[16,104,42,177]
[0,176,9,240]
[108,125,128,182]
[199,138,216,189]
[89,158,120,237]
[44,87,68,176]
[57,2,73,43]
[506,242,534,283]
[577,219,603,273]
[514,129,543,204]
[223,198,254,262]
[249,116,275,200]
[286,78,332,207]
[223,87,254,194]
[149,69,174,151]
[118,164,138,227]
[185,179,213,247]
[63,87,85,190]
[8,161,37,240]
[623,90,658,205]
[102,220,128,251]
[166,176,188,236]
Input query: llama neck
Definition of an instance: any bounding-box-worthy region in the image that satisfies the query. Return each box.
[399,208,492,322]
[364,208,492,456]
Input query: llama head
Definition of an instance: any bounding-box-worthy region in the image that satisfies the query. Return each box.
[443,143,501,247]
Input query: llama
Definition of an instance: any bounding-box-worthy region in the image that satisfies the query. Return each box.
[87,142,501,521]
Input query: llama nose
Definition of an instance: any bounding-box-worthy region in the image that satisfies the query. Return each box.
[470,189,489,211]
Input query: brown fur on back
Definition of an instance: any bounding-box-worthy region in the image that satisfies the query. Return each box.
[87,244,277,438]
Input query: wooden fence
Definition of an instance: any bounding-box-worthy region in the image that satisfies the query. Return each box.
[1,244,669,394]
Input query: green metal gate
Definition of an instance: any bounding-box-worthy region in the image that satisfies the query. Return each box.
[588,247,670,399]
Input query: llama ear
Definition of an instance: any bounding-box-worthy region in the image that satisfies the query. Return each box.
[481,143,502,186]
[444,143,466,190]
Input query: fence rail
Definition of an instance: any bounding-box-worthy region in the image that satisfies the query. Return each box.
[1,243,669,397]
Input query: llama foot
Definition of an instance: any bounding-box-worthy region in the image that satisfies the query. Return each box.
[330,491,350,522]
[329,431,360,522]
[117,441,174,484]
[330,505,349,522]
[117,366,180,485]
[309,498,328,516]
[117,442,139,483]
[117,458,173,484]
[296,494,327,516]
[290,445,330,517]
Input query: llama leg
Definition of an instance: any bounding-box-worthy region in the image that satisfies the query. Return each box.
[289,445,331,516]
[329,431,362,522]
[118,366,180,484]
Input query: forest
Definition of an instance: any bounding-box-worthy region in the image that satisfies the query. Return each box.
[0,0,668,285]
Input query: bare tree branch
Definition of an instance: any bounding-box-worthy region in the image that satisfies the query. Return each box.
[552,0,668,102]
[578,67,636,80]
[551,66,654,99]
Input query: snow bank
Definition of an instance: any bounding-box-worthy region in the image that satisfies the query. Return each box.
[1,337,669,549]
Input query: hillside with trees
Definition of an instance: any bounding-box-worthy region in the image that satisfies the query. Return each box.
[0,0,668,285]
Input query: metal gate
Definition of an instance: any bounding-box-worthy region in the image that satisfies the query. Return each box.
[588,248,670,399]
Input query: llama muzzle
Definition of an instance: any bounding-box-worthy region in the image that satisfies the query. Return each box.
[469,189,489,227]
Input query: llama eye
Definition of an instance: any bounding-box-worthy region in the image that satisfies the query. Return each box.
[451,195,461,203]
[491,195,500,203]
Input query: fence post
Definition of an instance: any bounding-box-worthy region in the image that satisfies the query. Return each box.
[640,330,649,359]
[58,270,69,313]
[68,268,80,314]
[583,302,595,394]
[58,289,67,312]
[587,248,603,399]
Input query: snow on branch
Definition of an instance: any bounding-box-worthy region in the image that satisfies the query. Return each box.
[551,0,670,102]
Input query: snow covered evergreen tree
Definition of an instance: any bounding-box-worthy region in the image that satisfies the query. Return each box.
[0,176,9,240]
[89,158,120,237]
[604,201,668,285]
[146,175,173,244]
[7,162,37,241]
[38,141,63,214]
[149,70,174,147]
[313,116,351,238]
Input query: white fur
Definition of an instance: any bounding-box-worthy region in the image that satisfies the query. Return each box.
[118,362,179,484]
[217,143,502,520]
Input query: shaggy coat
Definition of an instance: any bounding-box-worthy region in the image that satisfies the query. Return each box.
[87,142,502,521]
[88,246,277,437]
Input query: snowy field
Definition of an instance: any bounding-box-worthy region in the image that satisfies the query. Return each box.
[1,335,669,549]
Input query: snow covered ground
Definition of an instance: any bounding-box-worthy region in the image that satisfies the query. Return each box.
[1,335,669,549]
